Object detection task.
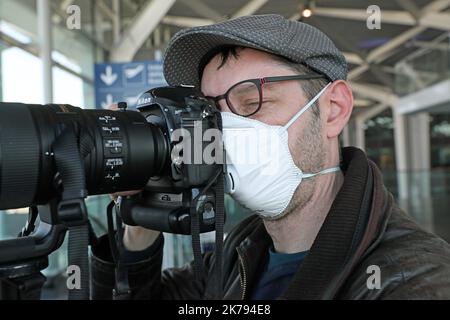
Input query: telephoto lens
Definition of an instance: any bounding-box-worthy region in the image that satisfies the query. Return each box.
[0,103,168,210]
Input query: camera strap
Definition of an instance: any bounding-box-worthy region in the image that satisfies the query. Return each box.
[53,123,90,300]
[190,168,225,299]
[106,199,132,300]
[18,206,38,237]
[214,172,225,300]
[190,204,204,277]
[212,112,225,300]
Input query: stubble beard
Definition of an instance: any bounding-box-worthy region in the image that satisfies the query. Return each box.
[263,114,326,223]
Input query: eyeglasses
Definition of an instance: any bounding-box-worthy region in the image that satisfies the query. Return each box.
[205,74,327,117]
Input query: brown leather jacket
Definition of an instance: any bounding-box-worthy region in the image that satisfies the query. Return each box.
[91,147,450,299]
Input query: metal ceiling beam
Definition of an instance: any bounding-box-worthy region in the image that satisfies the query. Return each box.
[343,52,364,65]
[162,16,214,28]
[299,17,397,103]
[420,12,450,31]
[380,66,397,74]
[311,18,369,58]
[353,99,374,107]
[305,17,393,88]
[345,54,404,75]
[422,0,450,13]
[292,0,448,82]
[302,0,448,117]
[155,0,443,114]
[60,0,75,11]
[369,65,395,88]
[356,102,389,122]
[307,17,384,85]
[313,8,414,25]
[38,0,53,104]
[350,82,398,106]
[112,0,121,43]
[95,0,123,42]
[395,78,450,114]
[401,32,450,61]
[123,0,139,12]
[397,62,427,89]
[313,8,450,31]
[49,0,110,51]
[345,25,425,81]
[366,26,425,64]
[180,0,224,21]
[290,13,301,21]
[411,40,450,51]
[395,0,422,20]
[232,0,268,18]
[111,0,176,62]
[94,1,105,45]
[348,63,370,79]
[97,0,116,21]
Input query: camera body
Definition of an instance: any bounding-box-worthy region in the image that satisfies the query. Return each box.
[121,86,224,234]
[138,85,222,191]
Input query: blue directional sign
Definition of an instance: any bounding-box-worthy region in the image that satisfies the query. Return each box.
[94,60,167,109]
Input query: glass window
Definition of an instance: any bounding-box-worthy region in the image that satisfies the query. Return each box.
[2,47,85,106]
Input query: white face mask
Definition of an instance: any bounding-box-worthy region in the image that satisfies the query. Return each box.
[222,82,340,219]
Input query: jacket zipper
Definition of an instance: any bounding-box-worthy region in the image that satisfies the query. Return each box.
[237,250,248,300]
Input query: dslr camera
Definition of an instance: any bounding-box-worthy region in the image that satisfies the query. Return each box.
[0,86,225,299]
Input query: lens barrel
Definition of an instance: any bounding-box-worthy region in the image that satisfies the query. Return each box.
[0,103,167,210]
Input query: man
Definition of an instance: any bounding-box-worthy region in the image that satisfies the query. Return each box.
[91,14,450,299]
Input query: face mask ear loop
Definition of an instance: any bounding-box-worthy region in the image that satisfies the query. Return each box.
[302,166,341,179]
[283,82,332,130]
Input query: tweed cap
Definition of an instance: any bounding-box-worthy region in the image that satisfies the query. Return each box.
[163,14,347,88]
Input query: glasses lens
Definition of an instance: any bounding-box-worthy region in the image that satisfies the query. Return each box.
[228,81,260,116]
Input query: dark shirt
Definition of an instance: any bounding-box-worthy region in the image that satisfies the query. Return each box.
[251,247,308,300]
[121,235,307,300]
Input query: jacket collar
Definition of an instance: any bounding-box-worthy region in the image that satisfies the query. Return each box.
[236,218,271,299]
[237,147,391,300]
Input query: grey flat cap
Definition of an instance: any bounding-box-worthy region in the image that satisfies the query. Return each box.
[163,14,347,88]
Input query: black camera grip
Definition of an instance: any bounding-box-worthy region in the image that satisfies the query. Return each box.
[119,197,191,234]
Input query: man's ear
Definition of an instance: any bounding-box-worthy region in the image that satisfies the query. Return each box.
[322,80,353,139]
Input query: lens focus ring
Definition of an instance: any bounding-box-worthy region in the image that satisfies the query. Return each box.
[0,103,40,209]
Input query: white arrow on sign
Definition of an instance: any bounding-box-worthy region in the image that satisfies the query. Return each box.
[101,94,114,109]
[100,66,118,86]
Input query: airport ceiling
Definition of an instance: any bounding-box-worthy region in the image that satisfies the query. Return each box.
[12,0,450,112]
